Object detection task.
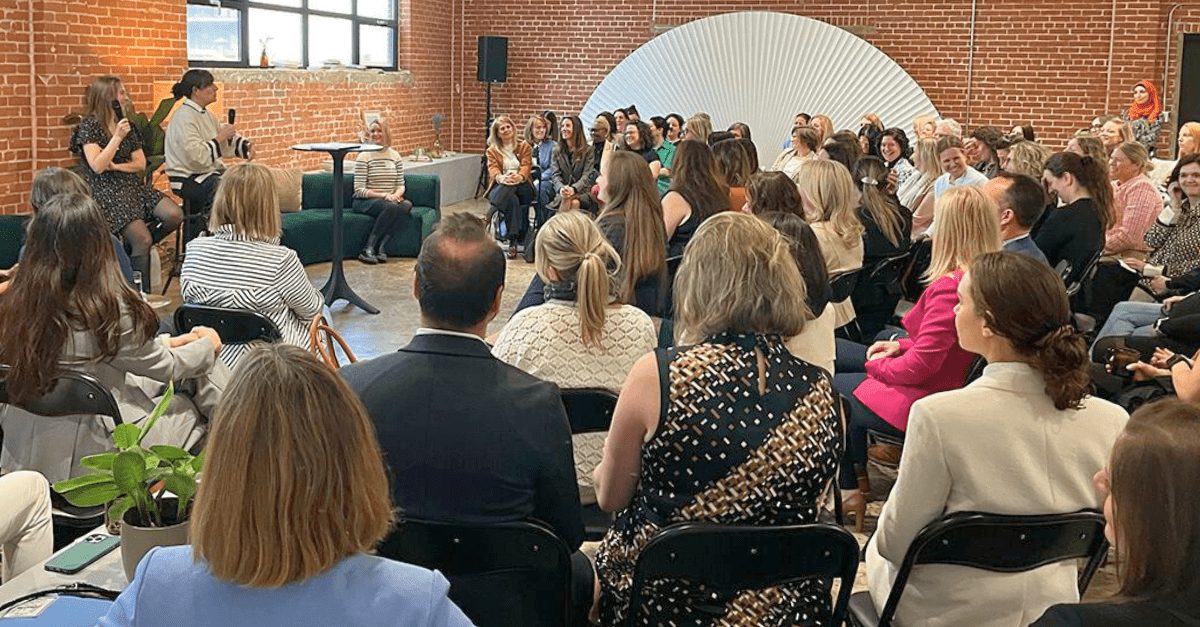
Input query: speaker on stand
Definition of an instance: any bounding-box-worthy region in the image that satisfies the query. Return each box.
[477,36,508,140]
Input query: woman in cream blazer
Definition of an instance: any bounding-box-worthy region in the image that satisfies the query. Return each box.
[866,252,1128,627]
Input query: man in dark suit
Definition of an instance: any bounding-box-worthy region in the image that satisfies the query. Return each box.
[984,172,1051,265]
[340,212,588,625]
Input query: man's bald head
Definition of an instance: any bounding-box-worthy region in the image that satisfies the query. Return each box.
[414,213,506,331]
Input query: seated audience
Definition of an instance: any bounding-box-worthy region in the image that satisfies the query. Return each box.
[982,171,1050,264]
[340,212,591,622]
[181,163,323,369]
[1099,117,1136,154]
[1121,80,1165,154]
[898,138,940,235]
[353,118,413,264]
[852,157,912,339]
[0,193,223,483]
[550,114,597,214]
[834,186,1000,529]
[1066,134,1110,172]
[911,113,938,140]
[1003,138,1053,180]
[98,344,474,627]
[618,119,662,180]
[745,170,805,217]
[648,116,676,195]
[879,127,915,189]
[590,115,616,178]
[663,140,728,261]
[762,211,836,374]
[1036,152,1113,285]
[712,138,755,212]
[595,151,670,316]
[820,130,864,174]
[798,160,865,329]
[810,114,834,146]
[923,136,988,237]
[593,212,840,626]
[493,210,656,502]
[665,113,684,144]
[681,113,711,143]
[935,118,963,139]
[524,113,556,229]
[1107,141,1160,258]
[1177,121,1200,160]
[770,126,820,186]
[727,121,751,141]
[0,471,52,583]
[1033,398,1200,627]
[613,108,628,136]
[858,116,884,157]
[966,125,1005,178]
[1011,122,1037,142]
[486,115,534,258]
[866,251,1127,627]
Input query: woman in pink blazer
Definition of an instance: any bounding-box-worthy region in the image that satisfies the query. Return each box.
[833,187,1001,528]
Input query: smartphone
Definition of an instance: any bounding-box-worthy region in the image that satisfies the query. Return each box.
[44,533,121,575]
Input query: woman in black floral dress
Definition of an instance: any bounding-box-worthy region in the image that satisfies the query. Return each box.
[70,75,181,292]
[593,212,842,626]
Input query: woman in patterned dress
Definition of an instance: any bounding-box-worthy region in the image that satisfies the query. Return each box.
[593,211,842,626]
[70,75,182,292]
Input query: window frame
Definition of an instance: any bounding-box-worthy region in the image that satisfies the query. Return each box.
[186,0,399,71]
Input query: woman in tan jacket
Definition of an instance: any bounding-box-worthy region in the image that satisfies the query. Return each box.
[486,115,533,257]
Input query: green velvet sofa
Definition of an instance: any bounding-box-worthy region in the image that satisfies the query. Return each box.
[282,172,440,265]
[0,214,29,269]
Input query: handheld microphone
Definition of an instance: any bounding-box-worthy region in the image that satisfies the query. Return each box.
[110,100,124,121]
[228,108,236,125]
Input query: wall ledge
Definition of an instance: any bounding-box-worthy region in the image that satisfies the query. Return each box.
[204,67,414,86]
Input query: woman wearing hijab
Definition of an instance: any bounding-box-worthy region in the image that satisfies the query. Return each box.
[1122,80,1164,154]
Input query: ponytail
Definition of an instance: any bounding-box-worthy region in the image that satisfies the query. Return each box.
[533,210,622,347]
[1046,151,1117,231]
[575,250,610,348]
[172,69,215,101]
[1027,325,1091,410]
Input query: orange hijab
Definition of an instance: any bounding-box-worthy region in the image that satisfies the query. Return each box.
[1127,80,1163,123]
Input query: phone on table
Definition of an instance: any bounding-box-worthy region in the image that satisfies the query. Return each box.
[44,533,121,575]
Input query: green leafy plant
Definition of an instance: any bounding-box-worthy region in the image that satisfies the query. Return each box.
[52,383,204,527]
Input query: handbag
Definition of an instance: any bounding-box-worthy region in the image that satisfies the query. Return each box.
[308,316,357,370]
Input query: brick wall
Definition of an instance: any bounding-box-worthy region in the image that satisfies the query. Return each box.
[1,0,1194,214]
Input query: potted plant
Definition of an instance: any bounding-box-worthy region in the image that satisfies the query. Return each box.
[52,384,204,580]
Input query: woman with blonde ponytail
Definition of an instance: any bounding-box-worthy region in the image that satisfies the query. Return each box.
[492,210,656,504]
[864,251,1128,627]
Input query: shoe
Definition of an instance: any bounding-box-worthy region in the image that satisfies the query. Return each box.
[868,443,903,466]
[358,248,378,264]
[840,490,867,533]
[856,467,871,495]
[376,236,391,263]
[506,244,518,260]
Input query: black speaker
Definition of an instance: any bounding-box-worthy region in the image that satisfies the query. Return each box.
[477,36,508,83]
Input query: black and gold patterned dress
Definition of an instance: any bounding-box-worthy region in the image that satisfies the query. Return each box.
[595,333,842,626]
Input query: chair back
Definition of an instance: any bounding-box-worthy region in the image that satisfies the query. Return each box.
[309,316,357,370]
[1065,249,1104,299]
[869,251,914,298]
[0,365,121,426]
[627,522,860,627]
[378,516,572,627]
[561,387,618,434]
[871,510,1108,626]
[174,304,282,344]
[829,269,863,304]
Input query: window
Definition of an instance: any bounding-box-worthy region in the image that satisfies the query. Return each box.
[186,0,397,70]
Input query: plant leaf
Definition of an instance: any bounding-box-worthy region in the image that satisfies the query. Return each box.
[149,445,191,461]
[59,482,121,507]
[162,474,196,521]
[112,423,141,450]
[190,451,205,473]
[52,473,113,493]
[108,496,135,523]
[112,450,148,497]
[80,452,118,471]
[136,383,173,446]
[150,97,175,126]
[142,452,161,470]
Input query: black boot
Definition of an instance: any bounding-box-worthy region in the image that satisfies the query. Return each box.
[130,254,152,293]
[375,235,391,264]
[148,219,174,245]
[358,234,378,264]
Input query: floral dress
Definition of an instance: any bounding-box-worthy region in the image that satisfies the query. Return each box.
[595,333,842,627]
[69,115,164,234]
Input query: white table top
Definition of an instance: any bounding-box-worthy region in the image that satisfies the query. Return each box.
[0,528,127,609]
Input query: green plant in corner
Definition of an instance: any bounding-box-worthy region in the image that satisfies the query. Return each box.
[52,383,204,528]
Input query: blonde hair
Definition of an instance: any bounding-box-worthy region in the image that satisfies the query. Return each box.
[523,114,549,145]
[192,344,394,588]
[209,163,281,240]
[366,118,392,147]
[810,115,834,145]
[534,211,621,347]
[926,186,1002,281]
[912,137,941,179]
[1004,140,1052,179]
[912,113,938,137]
[82,75,124,135]
[1071,134,1110,172]
[488,115,517,150]
[684,114,712,143]
[796,160,864,247]
[1115,140,1154,175]
[674,212,808,344]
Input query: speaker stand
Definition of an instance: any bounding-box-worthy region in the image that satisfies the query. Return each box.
[485,81,493,140]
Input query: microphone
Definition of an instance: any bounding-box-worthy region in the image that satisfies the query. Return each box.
[110,99,124,121]
[227,108,236,125]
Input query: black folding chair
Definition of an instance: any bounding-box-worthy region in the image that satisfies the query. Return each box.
[174,304,283,344]
[847,510,1108,627]
[561,387,619,540]
[378,516,573,627]
[627,521,860,627]
[831,268,865,340]
[0,364,123,536]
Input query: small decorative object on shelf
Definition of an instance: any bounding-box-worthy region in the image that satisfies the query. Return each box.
[430,113,445,158]
[259,36,272,67]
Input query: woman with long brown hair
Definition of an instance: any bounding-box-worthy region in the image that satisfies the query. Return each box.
[69,74,182,292]
[662,140,729,260]
[96,344,473,626]
[1037,151,1114,285]
[867,251,1127,627]
[597,151,669,316]
[0,193,222,483]
[551,115,597,213]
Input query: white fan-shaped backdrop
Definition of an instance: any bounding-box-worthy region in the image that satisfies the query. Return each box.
[582,11,939,168]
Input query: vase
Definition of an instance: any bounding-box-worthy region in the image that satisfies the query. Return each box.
[260,48,269,68]
[120,499,191,581]
[430,134,444,159]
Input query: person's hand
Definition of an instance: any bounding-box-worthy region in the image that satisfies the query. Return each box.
[1150,347,1177,368]
[0,264,16,280]
[216,123,237,143]
[866,340,902,361]
[387,191,405,203]
[245,143,255,161]
[1150,275,1170,293]
[885,170,898,196]
[1123,257,1146,272]
[190,325,223,357]
[1169,181,1184,208]
[166,332,199,348]
[113,118,131,141]
[1129,361,1170,381]
[561,186,575,199]
[1164,294,1185,311]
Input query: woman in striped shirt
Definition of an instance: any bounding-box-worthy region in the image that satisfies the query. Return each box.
[354,119,413,264]
[181,163,323,369]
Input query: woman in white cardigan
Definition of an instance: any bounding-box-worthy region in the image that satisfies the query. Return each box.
[866,251,1128,627]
